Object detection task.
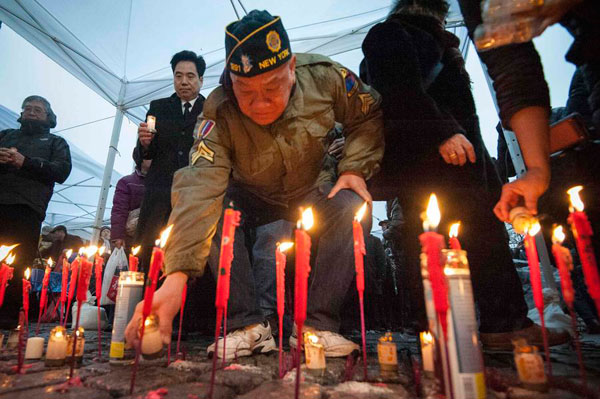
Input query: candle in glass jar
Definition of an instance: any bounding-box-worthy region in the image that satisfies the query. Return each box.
[513,338,548,392]
[6,325,21,349]
[147,115,156,132]
[66,327,85,365]
[46,326,68,366]
[25,337,45,359]
[304,332,326,375]
[141,314,163,359]
[378,332,398,372]
[419,331,435,375]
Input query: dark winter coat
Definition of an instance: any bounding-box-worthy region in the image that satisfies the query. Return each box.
[110,169,145,241]
[133,93,204,262]
[362,13,501,198]
[0,126,71,219]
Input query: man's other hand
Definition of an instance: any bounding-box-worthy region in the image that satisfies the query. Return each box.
[327,137,345,160]
[125,272,188,347]
[8,148,24,168]
[328,172,372,203]
[493,167,549,222]
[0,148,12,164]
[112,239,125,249]
[439,134,476,166]
[138,122,154,149]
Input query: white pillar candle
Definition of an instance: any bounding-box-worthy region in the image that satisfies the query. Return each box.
[46,326,68,367]
[141,315,163,359]
[420,331,434,375]
[25,337,45,359]
[146,115,156,131]
[377,333,398,372]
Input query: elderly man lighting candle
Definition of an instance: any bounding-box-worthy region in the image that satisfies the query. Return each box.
[125,9,382,360]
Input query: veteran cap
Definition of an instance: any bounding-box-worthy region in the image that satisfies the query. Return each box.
[225,10,292,77]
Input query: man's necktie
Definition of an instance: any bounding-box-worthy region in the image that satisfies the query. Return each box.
[183,102,191,121]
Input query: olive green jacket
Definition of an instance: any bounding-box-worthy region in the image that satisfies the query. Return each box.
[164,53,384,277]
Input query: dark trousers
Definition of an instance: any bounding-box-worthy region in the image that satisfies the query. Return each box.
[396,155,531,333]
[208,183,366,332]
[135,189,171,272]
[0,204,42,327]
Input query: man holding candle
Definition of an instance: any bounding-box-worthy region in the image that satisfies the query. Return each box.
[126,10,383,359]
[0,95,72,328]
[134,50,206,270]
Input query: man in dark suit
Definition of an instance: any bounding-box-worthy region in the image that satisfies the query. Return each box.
[134,50,206,269]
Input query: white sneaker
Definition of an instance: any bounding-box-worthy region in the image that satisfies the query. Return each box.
[207,321,276,360]
[289,325,359,357]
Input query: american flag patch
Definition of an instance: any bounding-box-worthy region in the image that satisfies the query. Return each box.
[197,119,215,140]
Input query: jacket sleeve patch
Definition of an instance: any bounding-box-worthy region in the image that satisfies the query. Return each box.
[191,141,215,165]
[358,93,376,115]
[195,119,216,140]
[339,68,358,98]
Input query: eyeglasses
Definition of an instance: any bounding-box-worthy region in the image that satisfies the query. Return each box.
[23,106,47,115]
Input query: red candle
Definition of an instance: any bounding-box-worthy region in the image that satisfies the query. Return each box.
[176,283,188,355]
[22,267,32,323]
[419,194,449,340]
[78,253,94,303]
[551,224,587,384]
[0,253,15,308]
[294,208,313,399]
[551,226,575,306]
[353,202,368,380]
[143,226,173,319]
[448,222,462,250]
[95,247,106,358]
[523,221,552,375]
[129,245,141,272]
[567,186,600,320]
[276,241,293,378]
[36,260,53,334]
[60,250,72,325]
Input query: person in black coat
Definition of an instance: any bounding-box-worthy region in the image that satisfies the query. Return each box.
[362,0,569,349]
[134,51,206,269]
[0,95,71,328]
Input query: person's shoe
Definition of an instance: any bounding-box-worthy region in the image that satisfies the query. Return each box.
[207,321,276,360]
[289,324,359,357]
[481,324,571,351]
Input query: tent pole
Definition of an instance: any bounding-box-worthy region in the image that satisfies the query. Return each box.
[91,84,126,244]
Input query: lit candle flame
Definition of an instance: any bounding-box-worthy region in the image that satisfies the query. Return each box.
[6,253,16,265]
[48,257,54,267]
[278,242,294,253]
[54,329,64,339]
[85,245,98,258]
[420,331,433,345]
[423,194,441,231]
[567,185,584,212]
[449,222,460,238]
[527,221,541,237]
[24,267,31,280]
[132,245,141,256]
[98,246,106,256]
[552,225,566,245]
[306,332,319,345]
[0,244,19,262]
[78,247,86,256]
[158,225,174,248]
[66,249,73,259]
[355,202,368,222]
[301,208,314,231]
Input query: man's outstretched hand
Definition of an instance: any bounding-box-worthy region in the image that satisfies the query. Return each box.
[328,172,372,203]
[125,272,188,347]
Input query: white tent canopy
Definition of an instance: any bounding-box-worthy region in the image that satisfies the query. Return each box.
[0,0,466,240]
[0,104,121,239]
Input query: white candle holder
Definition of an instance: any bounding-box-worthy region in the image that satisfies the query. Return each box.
[6,326,21,349]
[140,314,163,360]
[46,326,68,367]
